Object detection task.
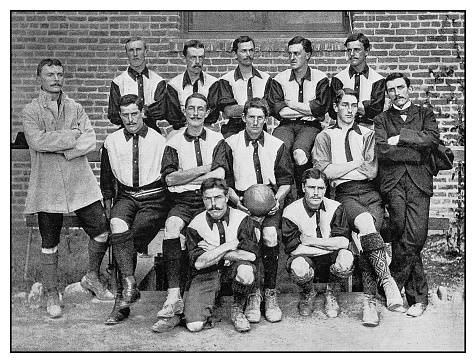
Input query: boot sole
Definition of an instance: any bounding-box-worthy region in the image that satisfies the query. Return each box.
[362,321,379,327]
[387,302,404,311]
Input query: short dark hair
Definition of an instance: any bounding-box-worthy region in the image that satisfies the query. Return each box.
[302,168,329,186]
[200,177,229,195]
[243,98,270,118]
[335,88,359,105]
[385,72,411,90]
[37,58,63,77]
[119,94,143,111]
[232,36,255,53]
[344,33,371,51]
[124,37,147,50]
[184,92,208,109]
[288,36,312,55]
[183,39,205,57]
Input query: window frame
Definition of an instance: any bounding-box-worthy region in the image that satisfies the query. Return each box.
[181,11,352,39]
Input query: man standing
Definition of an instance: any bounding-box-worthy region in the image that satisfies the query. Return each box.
[22,59,112,318]
[267,36,330,199]
[374,73,440,317]
[213,98,294,323]
[152,93,226,331]
[282,169,354,318]
[108,37,166,133]
[100,94,168,325]
[313,88,403,326]
[153,178,259,333]
[166,40,218,131]
[208,35,275,138]
[329,33,386,127]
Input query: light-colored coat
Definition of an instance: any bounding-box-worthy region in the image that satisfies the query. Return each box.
[22,90,102,213]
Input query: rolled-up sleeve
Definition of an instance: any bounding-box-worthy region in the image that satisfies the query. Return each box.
[274,143,294,187]
[186,226,206,267]
[281,216,302,255]
[160,145,179,184]
[329,204,351,240]
[309,77,331,119]
[312,131,332,171]
[266,78,286,120]
[236,216,259,260]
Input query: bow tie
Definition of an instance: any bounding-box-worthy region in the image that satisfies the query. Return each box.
[395,108,409,116]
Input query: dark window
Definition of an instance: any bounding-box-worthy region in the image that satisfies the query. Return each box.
[182,11,351,38]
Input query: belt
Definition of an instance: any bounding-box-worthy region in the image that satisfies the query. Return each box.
[119,180,165,196]
[279,118,316,126]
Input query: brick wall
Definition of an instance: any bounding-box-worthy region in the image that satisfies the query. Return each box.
[11,10,465,227]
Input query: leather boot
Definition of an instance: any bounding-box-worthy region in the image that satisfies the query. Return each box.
[362,294,379,327]
[122,276,140,305]
[382,276,403,311]
[105,293,130,325]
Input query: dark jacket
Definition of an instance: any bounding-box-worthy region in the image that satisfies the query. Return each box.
[374,103,440,196]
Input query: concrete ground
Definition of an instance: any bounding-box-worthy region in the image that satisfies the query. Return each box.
[11,290,464,352]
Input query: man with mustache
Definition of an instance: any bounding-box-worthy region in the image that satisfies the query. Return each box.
[313,88,403,326]
[208,35,275,138]
[213,98,294,324]
[374,73,440,317]
[267,36,330,200]
[152,93,226,332]
[100,94,168,325]
[108,37,166,133]
[166,40,218,133]
[329,33,385,128]
[179,178,259,333]
[282,168,354,318]
[22,58,113,318]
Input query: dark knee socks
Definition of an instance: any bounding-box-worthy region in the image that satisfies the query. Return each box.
[162,238,182,289]
[41,252,59,292]
[262,245,279,290]
[360,232,391,284]
[88,238,108,276]
[109,231,135,277]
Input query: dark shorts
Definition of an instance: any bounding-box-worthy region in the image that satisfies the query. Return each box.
[272,123,320,161]
[335,180,384,232]
[111,191,168,253]
[38,200,109,249]
[167,190,205,226]
[184,261,256,324]
[286,251,338,283]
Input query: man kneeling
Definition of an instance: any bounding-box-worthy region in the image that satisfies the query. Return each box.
[282,168,354,318]
[153,178,259,333]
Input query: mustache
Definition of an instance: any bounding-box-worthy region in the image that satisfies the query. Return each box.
[192,64,202,68]
[208,207,221,211]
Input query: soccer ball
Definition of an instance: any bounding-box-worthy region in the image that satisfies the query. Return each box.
[242,184,276,216]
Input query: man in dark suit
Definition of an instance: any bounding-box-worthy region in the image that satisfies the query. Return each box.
[374,73,440,317]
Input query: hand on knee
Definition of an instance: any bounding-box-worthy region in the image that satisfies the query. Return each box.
[93,231,109,243]
[186,321,204,332]
[110,218,129,234]
[236,265,254,285]
[293,149,308,166]
[262,227,278,247]
[291,257,310,278]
